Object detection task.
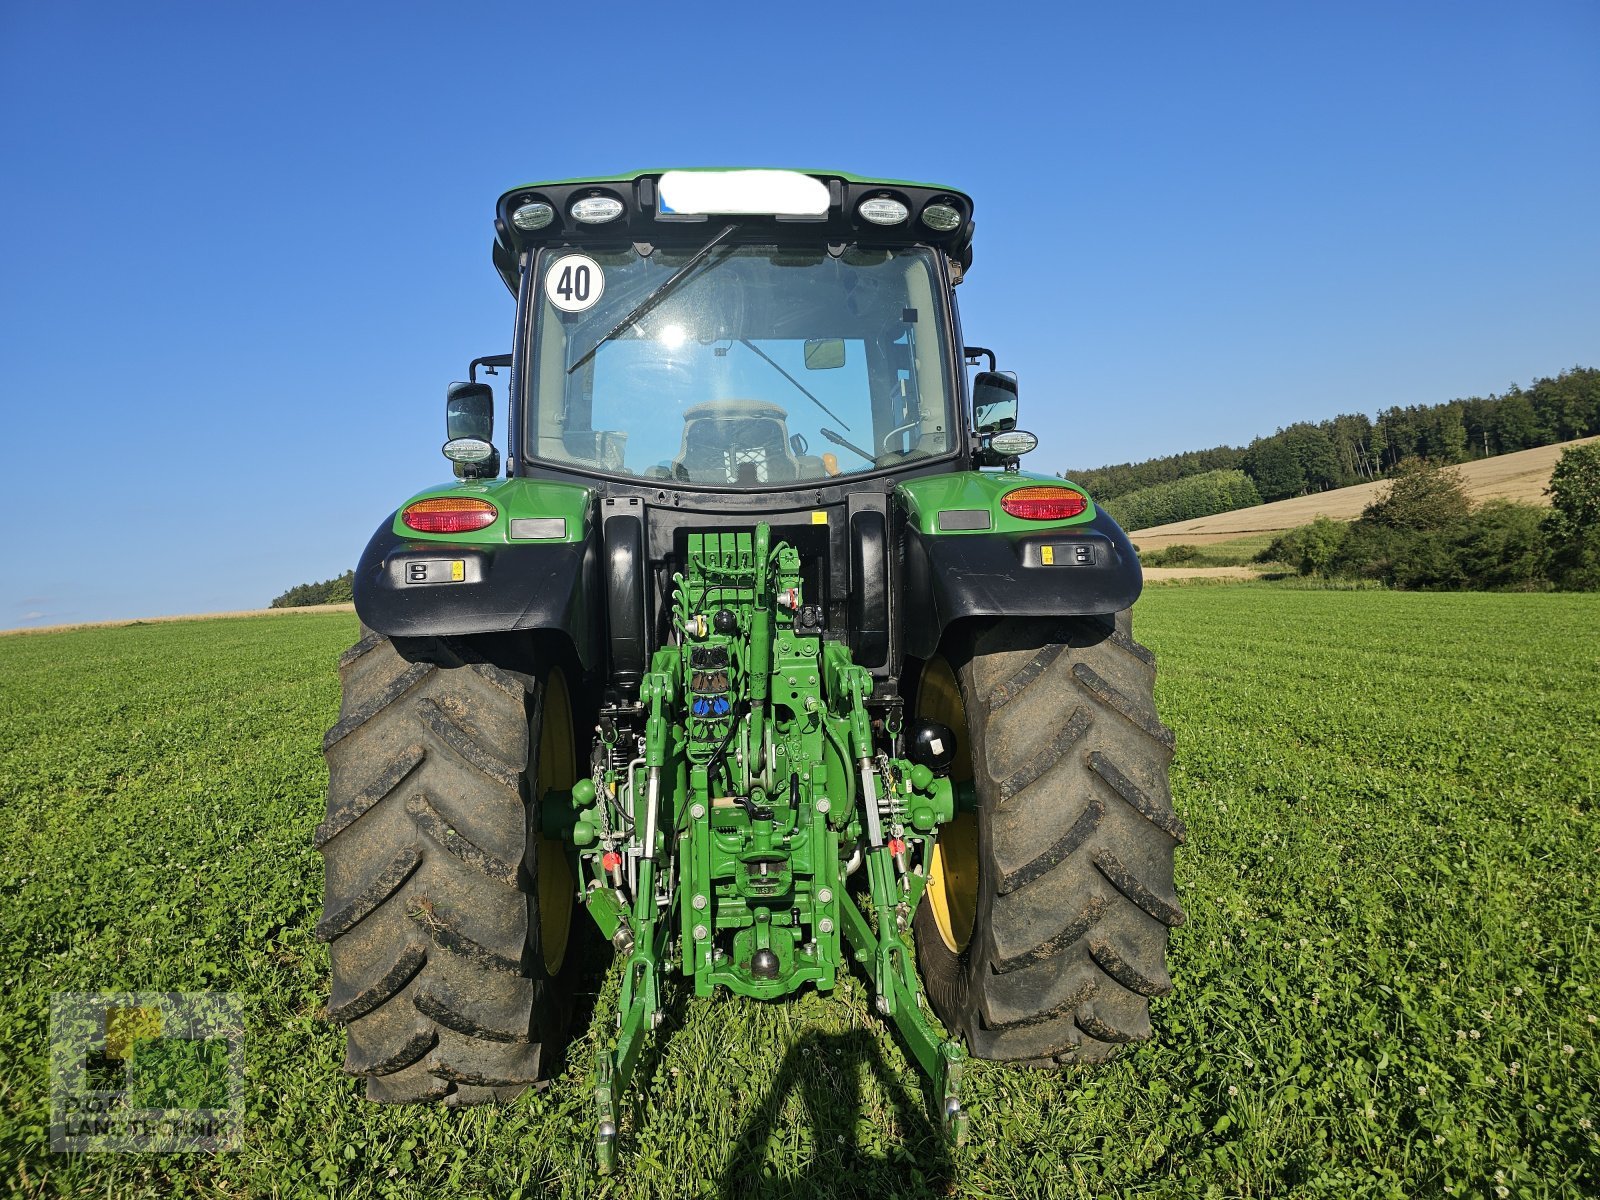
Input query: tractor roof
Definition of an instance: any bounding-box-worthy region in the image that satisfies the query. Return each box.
[495,167,967,203]
[491,168,975,294]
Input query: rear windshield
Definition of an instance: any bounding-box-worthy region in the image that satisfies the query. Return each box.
[522,243,956,487]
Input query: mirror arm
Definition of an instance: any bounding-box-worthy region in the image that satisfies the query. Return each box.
[469,353,512,382]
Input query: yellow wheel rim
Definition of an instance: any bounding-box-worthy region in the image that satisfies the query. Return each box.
[917,657,978,955]
[537,667,577,975]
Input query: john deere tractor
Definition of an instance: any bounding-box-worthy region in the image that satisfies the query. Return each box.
[317,169,1184,1167]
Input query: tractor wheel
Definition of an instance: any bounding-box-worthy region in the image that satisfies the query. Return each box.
[912,611,1185,1065]
[316,630,582,1103]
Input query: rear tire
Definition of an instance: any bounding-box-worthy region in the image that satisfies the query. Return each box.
[912,611,1185,1065]
[316,630,582,1103]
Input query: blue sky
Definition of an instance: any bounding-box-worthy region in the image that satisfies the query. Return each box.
[2,1,1596,627]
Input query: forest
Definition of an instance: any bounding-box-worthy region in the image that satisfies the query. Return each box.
[1066,366,1600,511]
[270,570,354,609]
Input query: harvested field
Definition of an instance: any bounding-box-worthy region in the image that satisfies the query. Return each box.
[1130,436,1597,551]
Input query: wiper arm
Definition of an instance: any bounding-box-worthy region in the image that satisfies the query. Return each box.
[736,339,851,430]
[567,223,741,376]
[820,426,875,464]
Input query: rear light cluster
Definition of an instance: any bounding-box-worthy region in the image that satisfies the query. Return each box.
[402,497,498,533]
[1000,485,1088,521]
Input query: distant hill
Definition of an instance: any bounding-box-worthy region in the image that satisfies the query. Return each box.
[1130,436,1597,550]
[1066,366,1599,506]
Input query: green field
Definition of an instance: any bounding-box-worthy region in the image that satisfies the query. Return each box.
[3,591,1596,1198]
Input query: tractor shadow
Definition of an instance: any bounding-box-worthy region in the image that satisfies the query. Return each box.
[718,1028,952,1199]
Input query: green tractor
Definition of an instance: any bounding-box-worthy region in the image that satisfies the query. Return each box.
[317,169,1184,1167]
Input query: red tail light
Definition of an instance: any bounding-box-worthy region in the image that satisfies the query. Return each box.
[1000,485,1088,521]
[402,497,498,533]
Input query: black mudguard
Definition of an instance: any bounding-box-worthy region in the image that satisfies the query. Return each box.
[351,517,599,667]
[900,506,1142,659]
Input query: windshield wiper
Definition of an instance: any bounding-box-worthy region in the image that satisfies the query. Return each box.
[736,339,851,429]
[567,223,741,376]
[820,426,875,464]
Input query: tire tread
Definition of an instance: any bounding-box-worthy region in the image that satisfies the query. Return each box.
[914,612,1183,1067]
[319,633,576,1104]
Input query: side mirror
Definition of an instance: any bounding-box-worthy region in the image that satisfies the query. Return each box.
[444,382,499,478]
[803,338,846,370]
[972,370,1018,433]
[446,381,494,441]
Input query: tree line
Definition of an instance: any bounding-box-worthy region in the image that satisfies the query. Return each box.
[270,570,354,608]
[1067,366,1599,506]
[1102,469,1261,533]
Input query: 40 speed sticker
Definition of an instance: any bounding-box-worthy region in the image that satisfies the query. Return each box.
[544,253,604,313]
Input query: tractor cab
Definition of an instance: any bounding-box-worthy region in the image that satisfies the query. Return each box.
[488,170,976,493]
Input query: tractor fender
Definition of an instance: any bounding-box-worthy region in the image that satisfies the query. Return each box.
[351,516,599,667]
[900,506,1142,659]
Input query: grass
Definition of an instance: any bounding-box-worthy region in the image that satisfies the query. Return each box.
[2,594,1596,1198]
